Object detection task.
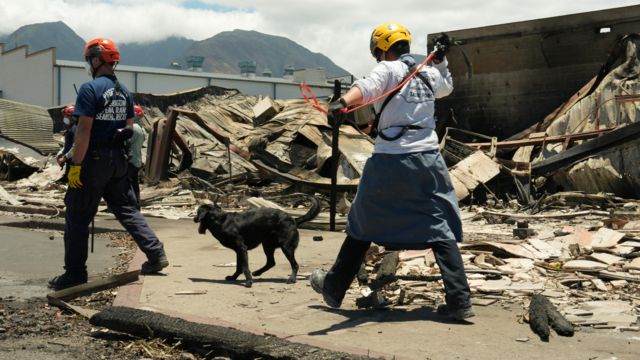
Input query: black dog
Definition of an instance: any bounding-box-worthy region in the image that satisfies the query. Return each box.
[194,196,320,287]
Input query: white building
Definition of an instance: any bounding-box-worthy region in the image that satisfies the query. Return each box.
[0,44,340,108]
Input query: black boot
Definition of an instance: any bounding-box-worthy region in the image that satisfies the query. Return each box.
[141,253,169,274]
[48,272,88,291]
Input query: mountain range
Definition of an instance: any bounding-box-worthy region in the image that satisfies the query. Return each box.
[0,21,349,78]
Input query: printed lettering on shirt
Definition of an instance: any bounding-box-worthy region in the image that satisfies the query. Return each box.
[95,88,128,122]
[401,76,434,104]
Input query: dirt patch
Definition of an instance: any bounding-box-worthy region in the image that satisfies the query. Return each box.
[0,232,221,360]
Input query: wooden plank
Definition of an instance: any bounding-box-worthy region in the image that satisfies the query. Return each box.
[47,297,99,318]
[449,172,471,200]
[449,151,500,200]
[244,197,285,210]
[452,151,501,184]
[479,209,610,219]
[467,127,612,150]
[0,204,62,217]
[47,270,140,302]
[0,184,21,206]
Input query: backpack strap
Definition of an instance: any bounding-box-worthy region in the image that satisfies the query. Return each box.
[372,59,434,141]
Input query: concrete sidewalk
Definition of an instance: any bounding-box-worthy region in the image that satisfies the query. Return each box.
[114,218,639,360]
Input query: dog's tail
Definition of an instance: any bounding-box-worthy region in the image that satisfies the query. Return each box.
[295,195,321,226]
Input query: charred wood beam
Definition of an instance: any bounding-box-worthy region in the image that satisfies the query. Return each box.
[47,271,139,302]
[90,306,381,360]
[366,252,400,291]
[529,294,574,342]
[529,295,550,341]
[375,252,399,281]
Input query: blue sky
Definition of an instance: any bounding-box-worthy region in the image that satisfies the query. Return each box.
[1,0,639,77]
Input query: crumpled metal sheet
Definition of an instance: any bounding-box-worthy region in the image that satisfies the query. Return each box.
[136,85,376,188]
[532,35,640,196]
[0,99,59,154]
[174,113,256,178]
[0,136,47,168]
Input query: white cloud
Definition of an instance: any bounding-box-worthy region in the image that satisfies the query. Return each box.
[1,0,638,77]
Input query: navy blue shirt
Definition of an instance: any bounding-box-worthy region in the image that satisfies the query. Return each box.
[73,74,134,145]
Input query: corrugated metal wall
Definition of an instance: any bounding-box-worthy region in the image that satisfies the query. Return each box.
[0,99,59,154]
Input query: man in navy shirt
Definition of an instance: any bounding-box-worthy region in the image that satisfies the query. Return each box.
[49,38,169,290]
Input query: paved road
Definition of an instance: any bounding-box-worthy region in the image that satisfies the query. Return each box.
[0,221,117,299]
[117,219,640,360]
[2,215,639,359]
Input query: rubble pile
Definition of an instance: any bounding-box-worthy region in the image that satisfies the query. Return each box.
[355,199,640,331]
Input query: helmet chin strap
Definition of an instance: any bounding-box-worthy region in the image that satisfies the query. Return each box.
[88,57,106,79]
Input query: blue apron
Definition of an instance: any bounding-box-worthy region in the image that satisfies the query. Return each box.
[346,150,463,249]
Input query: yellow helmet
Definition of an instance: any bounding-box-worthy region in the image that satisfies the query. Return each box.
[369,22,412,56]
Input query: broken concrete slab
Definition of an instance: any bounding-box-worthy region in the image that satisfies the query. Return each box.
[588,252,625,265]
[562,301,638,328]
[624,257,640,270]
[562,260,608,271]
[591,228,626,250]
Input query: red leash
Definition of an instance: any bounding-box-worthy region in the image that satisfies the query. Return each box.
[299,82,328,114]
[301,51,436,114]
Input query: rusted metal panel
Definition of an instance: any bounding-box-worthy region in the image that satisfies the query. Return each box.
[146,110,178,181]
[0,99,59,154]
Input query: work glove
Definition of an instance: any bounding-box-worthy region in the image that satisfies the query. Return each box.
[327,98,347,127]
[111,126,134,146]
[431,33,451,61]
[328,98,348,114]
[67,164,83,189]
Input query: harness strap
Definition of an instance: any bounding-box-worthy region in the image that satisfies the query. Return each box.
[372,58,434,141]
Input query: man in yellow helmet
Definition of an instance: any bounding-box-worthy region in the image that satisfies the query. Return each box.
[312,23,474,321]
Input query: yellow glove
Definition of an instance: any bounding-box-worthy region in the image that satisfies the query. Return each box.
[68,165,83,189]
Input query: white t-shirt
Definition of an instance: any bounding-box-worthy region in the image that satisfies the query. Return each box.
[353,55,453,154]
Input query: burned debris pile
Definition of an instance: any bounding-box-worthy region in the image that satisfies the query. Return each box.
[0,28,639,345]
[350,34,640,335]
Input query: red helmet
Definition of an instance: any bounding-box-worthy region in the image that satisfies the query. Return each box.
[83,38,120,63]
[62,105,75,117]
[134,104,144,118]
